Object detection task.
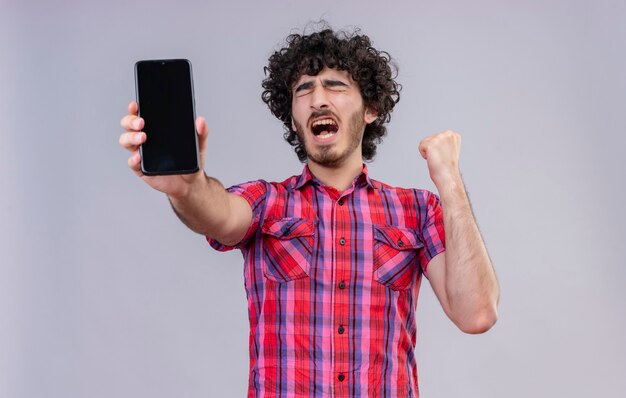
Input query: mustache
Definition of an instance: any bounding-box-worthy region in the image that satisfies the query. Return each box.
[308,110,338,125]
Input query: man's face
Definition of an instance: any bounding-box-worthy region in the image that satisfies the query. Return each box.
[291,67,377,168]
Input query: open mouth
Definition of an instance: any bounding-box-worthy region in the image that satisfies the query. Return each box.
[311,118,339,139]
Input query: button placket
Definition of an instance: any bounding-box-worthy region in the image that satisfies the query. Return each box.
[333,193,351,388]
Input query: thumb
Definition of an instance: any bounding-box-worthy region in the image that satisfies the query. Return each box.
[196,116,209,168]
[418,139,428,160]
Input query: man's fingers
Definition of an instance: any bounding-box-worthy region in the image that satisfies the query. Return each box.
[128,150,147,178]
[418,139,429,160]
[119,131,146,150]
[128,101,138,115]
[120,114,144,131]
[121,101,141,131]
[122,101,145,178]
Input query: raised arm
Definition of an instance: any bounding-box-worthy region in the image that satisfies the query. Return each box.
[119,101,251,245]
[419,130,499,334]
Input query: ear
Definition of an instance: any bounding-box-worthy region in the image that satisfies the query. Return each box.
[364,107,378,124]
[291,116,296,132]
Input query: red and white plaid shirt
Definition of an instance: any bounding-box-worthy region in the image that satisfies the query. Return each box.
[209,165,445,397]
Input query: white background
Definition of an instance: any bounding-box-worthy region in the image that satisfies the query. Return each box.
[1,0,625,396]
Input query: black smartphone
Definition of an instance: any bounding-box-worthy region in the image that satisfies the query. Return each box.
[134,59,199,175]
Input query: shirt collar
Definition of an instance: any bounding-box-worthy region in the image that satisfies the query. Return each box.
[294,163,377,191]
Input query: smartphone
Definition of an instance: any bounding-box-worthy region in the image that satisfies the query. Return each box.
[134,59,199,175]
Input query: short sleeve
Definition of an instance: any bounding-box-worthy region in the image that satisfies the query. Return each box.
[207,180,268,252]
[417,190,446,276]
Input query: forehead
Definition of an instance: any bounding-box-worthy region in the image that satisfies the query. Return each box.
[293,67,353,85]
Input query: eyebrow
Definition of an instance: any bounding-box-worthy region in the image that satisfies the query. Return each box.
[323,79,349,88]
[294,78,350,93]
[294,81,314,93]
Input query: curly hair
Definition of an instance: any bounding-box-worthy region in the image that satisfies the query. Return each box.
[261,26,401,162]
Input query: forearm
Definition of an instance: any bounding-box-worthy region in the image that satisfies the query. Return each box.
[168,174,247,243]
[437,174,499,332]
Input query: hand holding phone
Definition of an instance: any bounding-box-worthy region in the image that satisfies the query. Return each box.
[134,59,200,175]
[119,101,208,197]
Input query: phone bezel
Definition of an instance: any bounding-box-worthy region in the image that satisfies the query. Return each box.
[134,59,200,176]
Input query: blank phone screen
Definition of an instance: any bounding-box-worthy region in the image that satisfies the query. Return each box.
[135,59,198,175]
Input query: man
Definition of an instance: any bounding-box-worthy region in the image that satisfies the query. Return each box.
[119,27,499,397]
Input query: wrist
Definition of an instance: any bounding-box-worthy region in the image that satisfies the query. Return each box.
[431,168,463,191]
[167,171,206,201]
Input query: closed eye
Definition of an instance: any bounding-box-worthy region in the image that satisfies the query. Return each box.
[293,78,350,97]
[294,82,314,96]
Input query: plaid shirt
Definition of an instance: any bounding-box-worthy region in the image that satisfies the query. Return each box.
[209,165,445,398]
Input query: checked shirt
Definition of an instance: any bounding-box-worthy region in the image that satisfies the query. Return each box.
[208,165,446,398]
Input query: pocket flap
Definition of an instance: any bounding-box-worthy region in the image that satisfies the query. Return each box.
[262,218,315,239]
[373,224,422,250]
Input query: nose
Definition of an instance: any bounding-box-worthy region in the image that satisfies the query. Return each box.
[310,85,329,110]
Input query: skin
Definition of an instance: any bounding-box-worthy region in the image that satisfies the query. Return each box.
[119,67,499,333]
[289,68,377,190]
[418,131,499,333]
[119,101,251,246]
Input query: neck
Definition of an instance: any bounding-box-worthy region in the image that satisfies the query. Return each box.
[307,154,364,192]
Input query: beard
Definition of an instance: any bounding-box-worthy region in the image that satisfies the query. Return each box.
[293,107,366,168]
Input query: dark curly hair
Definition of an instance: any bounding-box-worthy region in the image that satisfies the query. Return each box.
[261,26,401,162]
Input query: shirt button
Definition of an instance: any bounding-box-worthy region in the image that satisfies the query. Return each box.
[397,239,404,247]
[338,325,345,334]
[338,373,345,382]
[338,280,346,289]
[338,198,344,205]
[339,237,346,245]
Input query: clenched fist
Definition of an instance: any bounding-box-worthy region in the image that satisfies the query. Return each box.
[418,130,462,187]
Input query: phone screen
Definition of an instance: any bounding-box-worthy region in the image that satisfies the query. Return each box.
[135,59,199,175]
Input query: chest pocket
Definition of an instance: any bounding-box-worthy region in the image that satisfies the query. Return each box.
[261,217,315,283]
[373,224,423,291]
